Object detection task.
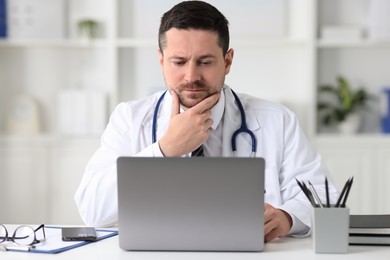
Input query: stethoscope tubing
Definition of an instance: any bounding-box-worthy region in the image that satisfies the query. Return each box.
[152,89,257,156]
[230,90,257,155]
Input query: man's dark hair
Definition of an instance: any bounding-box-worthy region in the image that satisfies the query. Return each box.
[158,1,230,55]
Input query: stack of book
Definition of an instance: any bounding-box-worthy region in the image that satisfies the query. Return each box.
[57,89,107,136]
[0,0,65,39]
[349,214,390,246]
[0,0,6,38]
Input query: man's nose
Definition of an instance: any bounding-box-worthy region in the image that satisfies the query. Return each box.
[184,63,201,83]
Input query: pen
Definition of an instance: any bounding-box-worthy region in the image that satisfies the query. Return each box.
[325,177,330,207]
[308,181,324,208]
[304,183,317,207]
[295,178,309,200]
[340,177,353,208]
[335,177,351,207]
[295,178,316,207]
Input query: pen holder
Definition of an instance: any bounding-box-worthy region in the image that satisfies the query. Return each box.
[312,207,349,254]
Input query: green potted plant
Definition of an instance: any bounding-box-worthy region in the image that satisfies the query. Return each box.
[77,19,99,39]
[317,76,370,133]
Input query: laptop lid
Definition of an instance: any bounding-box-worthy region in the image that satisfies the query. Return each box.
[117,157,265,252]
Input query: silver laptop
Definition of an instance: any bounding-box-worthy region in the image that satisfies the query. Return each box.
[117,157,265,252]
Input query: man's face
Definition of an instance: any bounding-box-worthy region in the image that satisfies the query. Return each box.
[159,28,233,109]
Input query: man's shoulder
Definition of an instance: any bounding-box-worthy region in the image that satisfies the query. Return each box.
[115,91,164,111]
[237,92,290,114]
[122,91,164,107]
[112,91,165,121]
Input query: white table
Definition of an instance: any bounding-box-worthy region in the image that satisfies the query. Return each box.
[2,234,390,259]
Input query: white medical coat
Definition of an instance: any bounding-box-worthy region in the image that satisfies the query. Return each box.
[74,85,338,231]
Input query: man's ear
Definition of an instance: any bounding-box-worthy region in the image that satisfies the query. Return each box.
[224,48,234,75]
[158,49,164,68]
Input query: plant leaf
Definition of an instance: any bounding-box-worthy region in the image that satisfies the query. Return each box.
[337,76,352,110]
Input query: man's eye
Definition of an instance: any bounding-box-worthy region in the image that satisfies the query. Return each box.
[173,61,185,66]
[199,60,212,66]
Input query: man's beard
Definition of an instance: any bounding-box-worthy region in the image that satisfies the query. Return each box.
[176,80,216,108]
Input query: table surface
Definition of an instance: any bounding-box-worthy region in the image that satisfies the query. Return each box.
[2,233,390,259]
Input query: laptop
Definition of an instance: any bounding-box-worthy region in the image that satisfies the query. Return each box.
[117,157,265,252]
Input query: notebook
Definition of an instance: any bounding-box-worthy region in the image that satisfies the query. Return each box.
[117,157,265,252]
[349,214,390,246]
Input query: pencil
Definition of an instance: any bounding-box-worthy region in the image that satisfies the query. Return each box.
[340,177,354,208]
[325,177,330,207]
[296,178,316,207]
[308,181,324,208]
[335,177,351,207]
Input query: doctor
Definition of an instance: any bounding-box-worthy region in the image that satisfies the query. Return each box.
[75,1,338,242]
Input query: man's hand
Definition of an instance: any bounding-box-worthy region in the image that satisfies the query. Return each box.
[159,90,219,157]
[264,203,292,242]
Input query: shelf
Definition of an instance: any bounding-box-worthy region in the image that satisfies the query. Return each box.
[0,133,101,143]
[231,38,309,48]
[0,38,310,49]
[317,39,390,48]
[116,38,157,48]
[115,37,309,49]
[0,39,111,48]
[0,133,55,146]
[315,133,390,144]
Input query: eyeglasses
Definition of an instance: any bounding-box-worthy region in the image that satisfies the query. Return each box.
[0,224,46,246]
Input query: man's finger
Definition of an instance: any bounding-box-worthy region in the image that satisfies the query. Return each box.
[191,92,220,114]
[170,89,180,117]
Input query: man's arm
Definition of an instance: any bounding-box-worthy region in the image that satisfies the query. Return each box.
[74,102,157,227]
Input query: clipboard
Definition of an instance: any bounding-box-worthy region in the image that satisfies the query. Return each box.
[1,226,118,254]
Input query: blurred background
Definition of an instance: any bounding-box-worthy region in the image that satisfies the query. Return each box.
[1,0,390,225]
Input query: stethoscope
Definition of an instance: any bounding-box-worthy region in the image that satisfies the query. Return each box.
[152,89,257,157]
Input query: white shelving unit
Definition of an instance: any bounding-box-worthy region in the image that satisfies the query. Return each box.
[1,0,389,224]
[313,0,390,215]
